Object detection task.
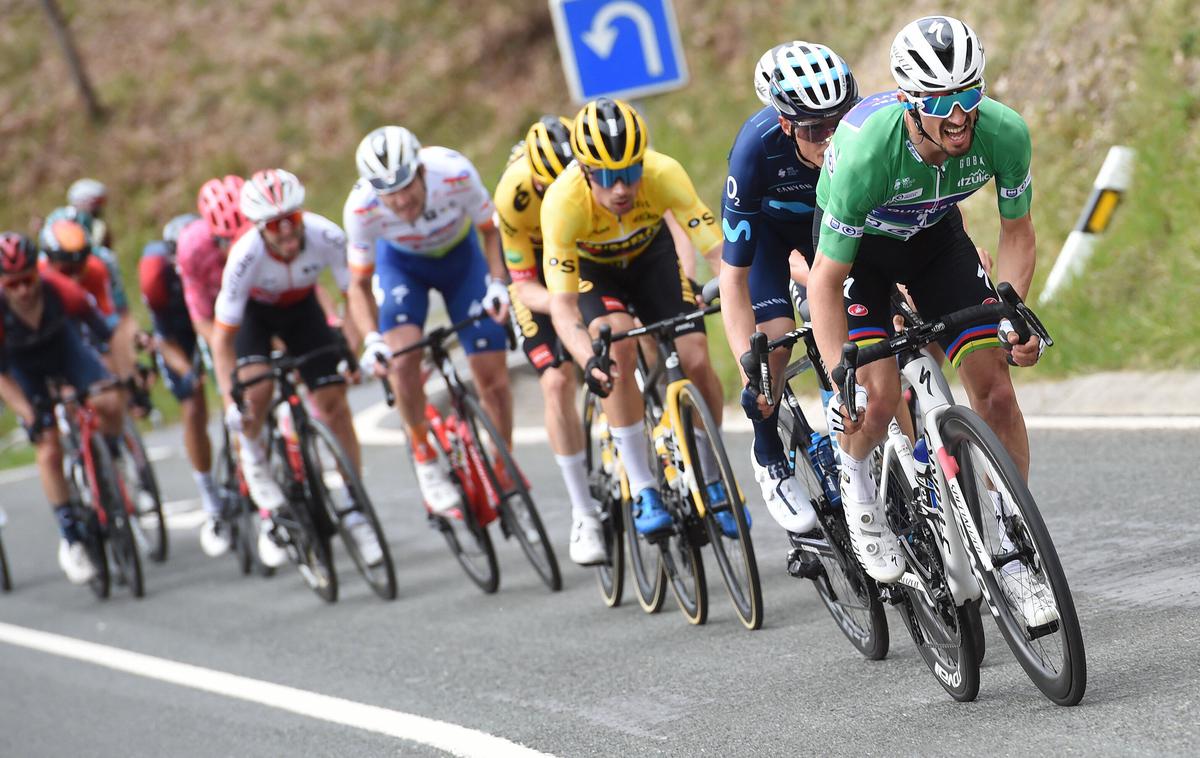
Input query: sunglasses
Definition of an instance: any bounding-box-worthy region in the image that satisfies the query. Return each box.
[789,117,842,144]
[586,163,644,188]
[913,83,985,118]
[260,210,304,234]
[2,273,38,291]
[370,165,418,194]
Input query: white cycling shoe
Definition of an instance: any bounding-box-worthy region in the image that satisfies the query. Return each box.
[257,517,289,569]
[569,513,606,566]
[239,454,286,512]
[58,539,96,584]
[200,516,233,557]
[999,564,1060,629]
[343,512,384,567]
[841,492,906,584]
[415,458,462,515]
[751,448,817,534]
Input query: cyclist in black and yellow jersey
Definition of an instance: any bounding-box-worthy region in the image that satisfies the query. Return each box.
[543,97,730,538]
[495,115,606,566]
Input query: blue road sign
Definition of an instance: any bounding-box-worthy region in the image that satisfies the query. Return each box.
[549,0,689,102]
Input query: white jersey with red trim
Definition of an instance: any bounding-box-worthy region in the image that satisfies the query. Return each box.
[214,212,349,328]
[342,146,495,270]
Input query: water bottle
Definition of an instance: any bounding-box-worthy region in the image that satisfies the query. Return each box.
[913,438,938,509]
[808,433,841,507]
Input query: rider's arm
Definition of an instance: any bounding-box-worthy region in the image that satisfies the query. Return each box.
[718,263,758,384]
[478,221,507,282]
[541,179,596,368]
[210,323,238,406]
[718,131,769,372]
[655,154,722,275]
[0,371,35,428]
[664,211,698,280]
[996,212,1036,300]
[211,239,257,404]
[808,251,855,390]
[343,191,380,349]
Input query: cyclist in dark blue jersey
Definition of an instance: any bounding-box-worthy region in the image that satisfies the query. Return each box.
[718,41,859,535]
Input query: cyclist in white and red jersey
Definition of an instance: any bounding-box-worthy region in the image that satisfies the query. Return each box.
[211,169,381,568]
[344,126,513,515]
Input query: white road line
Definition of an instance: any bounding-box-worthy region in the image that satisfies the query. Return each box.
[0,621,555,758]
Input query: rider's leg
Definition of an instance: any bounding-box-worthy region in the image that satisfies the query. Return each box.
[539,363,591,512]
[591,311,656,494]
[384,323,430,442]
[465,349,513,448]
[311,382,360,471]
[957,348,1029,478]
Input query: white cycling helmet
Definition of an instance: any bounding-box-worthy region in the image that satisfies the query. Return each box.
[67,178,107,210]
[162,213,200,244]
[890,16,985,94]
[240,169,306,223]
[760,41,858,120]
[752,48,775,105]
[356,126,422,194]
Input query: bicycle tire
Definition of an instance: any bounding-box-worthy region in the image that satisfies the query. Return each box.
[421,423,500,594]
[940,406,1087,706]
[884,451,979,701]
[273,431,338,603]
[677,383,762,630]
[67,455,111,599]
[92,432,144,598]
[583,391,624,607]
[779,405,888,659]
[621,404,667,614]
[213,438,253,576]
[121,417,167,563]
[0,530,10,593]
[305,418,397,600]
[462,393,561,591]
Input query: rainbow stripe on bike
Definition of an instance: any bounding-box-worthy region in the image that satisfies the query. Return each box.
[946,324,1001,368]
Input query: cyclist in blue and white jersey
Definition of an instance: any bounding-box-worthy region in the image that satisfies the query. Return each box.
[344,127,513,515]
[718,41,859,535]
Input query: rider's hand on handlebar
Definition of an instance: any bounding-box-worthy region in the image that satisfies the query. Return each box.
[224,403,244,433]
[584,354,617,397]
[998,317,1044,367]
[826,386,868,436]
[359,331,391,379]
[484,278,510,324]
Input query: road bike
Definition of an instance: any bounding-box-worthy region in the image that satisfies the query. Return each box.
[743,326,889,658]
[379,313,560,593]
[232,344,396,602]
[833,282,1086,705]
[591,290,761,629]
[52,381,144,599]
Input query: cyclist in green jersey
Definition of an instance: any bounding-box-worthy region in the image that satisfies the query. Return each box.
[808,16,1050,625]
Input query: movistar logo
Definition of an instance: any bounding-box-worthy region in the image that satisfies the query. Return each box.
[723,218,751,243]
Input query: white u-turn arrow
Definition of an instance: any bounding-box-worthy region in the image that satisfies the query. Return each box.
[582,1,664,76]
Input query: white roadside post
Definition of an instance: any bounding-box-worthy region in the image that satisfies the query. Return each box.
[1039,146,1135,304]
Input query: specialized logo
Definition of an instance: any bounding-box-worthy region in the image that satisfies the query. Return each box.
[723,218,751,243]
[847,303,868,317]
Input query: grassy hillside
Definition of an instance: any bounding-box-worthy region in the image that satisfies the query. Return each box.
[2,0,1198,395]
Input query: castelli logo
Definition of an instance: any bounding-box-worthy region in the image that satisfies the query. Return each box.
[848,304,869,317]
[983,297,998,304]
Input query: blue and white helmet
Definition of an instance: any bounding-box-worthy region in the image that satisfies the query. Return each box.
[890,16,986,94]
[759,41,858,121]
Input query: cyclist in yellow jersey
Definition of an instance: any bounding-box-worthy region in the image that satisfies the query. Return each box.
[495,116,606,565]
[543,97,730,537]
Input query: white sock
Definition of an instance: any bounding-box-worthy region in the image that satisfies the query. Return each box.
[192,469,222,516]
[691,427,721,483]
[610,423,657,496]
[838,451,878,503]
[555,451,595,519]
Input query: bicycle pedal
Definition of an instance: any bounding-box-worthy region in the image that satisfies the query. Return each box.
[1028,619,1060,639]
[786,550,822,580]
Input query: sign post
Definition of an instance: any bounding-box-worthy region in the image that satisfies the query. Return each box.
[549,0,689,103]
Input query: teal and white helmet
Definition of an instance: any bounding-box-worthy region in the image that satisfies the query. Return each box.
[757,41,858,120]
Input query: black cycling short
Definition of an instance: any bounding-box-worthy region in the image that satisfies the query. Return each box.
[577,224,705,337]
[509,285,569,375]
[813,206,1001,368]
[235,292,345,389]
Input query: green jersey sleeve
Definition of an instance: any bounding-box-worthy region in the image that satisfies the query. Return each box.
[815,130,891,264]
[987,102,1034,219]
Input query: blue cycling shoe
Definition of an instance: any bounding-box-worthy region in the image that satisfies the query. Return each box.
[633,488,672,535]
[706,481,751,538]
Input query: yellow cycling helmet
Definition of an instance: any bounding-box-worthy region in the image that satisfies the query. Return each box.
[525,116,574,185]
[570,98,647,170]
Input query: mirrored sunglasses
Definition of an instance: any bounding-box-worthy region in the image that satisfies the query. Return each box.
[260,210,304,234]
[915,83,984,118]
[588,163,644,188]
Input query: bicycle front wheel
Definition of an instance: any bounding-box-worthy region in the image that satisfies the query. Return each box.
[461,394,561,591]
[883,450,979,701]
[92,432,144,598]
[120,417,167,562]
[304,419,397,600]
[941,406,1087,706]
[678,383,761,630]
[272,433,337,603]
[0,530,10,592]
[583,390,624,607]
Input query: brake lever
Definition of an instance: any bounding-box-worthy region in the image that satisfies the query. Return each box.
[751,332,772,407]
[830,341,860,424]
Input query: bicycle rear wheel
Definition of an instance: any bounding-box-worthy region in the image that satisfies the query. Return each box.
[678,383,761,630]
[0,530,10,592]
[462,394,561,591]
[583,391,624,607]
[941,406,1086,706]
[883,451,979,701]
[120,417,167,562]
[214,438,252,576]
[92,433,144,598]
[272,433,337,603]
[305,419,397,600]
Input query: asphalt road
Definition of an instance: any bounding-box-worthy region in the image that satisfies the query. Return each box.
[1,383,1198,757]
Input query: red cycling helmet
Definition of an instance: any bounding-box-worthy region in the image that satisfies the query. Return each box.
[0,231,38,276]
[197,175,246,239]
